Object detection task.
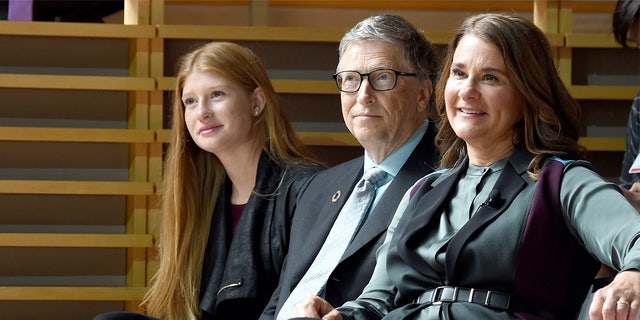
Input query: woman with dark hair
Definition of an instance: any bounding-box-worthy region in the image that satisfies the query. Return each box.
[293,13,640,320]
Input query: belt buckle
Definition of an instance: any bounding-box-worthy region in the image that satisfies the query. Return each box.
[433,286,459,305]
[431,286,444,305]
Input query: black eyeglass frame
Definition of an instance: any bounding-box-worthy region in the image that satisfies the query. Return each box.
[331,68,418,93]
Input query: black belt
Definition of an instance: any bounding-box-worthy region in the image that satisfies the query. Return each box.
[415,286,511,310]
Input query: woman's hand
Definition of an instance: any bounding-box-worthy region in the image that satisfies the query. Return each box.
[589,270,640,320]
[292,296,343,320]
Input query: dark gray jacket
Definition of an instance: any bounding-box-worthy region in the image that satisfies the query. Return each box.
[260,125,439,320]
[199,153,324,320]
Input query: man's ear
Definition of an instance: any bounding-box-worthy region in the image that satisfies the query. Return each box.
[417,79,433,113]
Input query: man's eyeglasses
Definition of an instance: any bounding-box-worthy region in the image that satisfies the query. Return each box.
[332,69,417,93]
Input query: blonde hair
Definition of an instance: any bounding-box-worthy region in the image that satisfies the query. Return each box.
[143,42,318,319]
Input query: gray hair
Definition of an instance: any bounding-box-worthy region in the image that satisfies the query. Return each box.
[338,14,438,84]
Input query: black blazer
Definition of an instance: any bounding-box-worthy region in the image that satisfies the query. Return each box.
[199,153,324,320]
[260,124,439,319]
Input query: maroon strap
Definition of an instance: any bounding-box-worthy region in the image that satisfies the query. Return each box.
[513,159,599,319]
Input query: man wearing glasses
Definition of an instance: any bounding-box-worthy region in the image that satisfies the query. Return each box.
[260,14,439,320]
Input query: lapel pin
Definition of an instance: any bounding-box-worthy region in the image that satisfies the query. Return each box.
[331,190,341,203]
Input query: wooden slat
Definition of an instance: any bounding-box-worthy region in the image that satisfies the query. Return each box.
[165,0,250,4]
[546,33,564,47]
[158,25,454,45]
[272,0,613,12]
[165,0,614,13]
[166,0,534,11]
[271,79,337,94]
[156,129,359,147]
[155,130,631,151]
[156,129,172,143]
[271,0,535,11]
[158,24,345,42]
[0,74,155,91]
[156,76,176,91]
[421,31,458,45]
[0,286,147,300]
[0,233,153,248]
[298,132,360,147]
[0,21,155,38]
[566,33,619,48]
[158,76,338,94]
[0,180,154,195]
[306,134,628,151]
[579,137,625,151]
[156,129,360,147]
[0,127,155,143]
[570,86,639,100]
[569,1,617,13]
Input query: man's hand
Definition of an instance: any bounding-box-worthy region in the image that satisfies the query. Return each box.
[292,296,343,320]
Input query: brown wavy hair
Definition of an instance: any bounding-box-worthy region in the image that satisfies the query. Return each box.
[434,13,584,178]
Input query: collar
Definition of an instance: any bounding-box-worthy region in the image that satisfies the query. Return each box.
[506,148,533,175]
[363,122,428,177]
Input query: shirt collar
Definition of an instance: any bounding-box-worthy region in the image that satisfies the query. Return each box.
[363,121,429,178]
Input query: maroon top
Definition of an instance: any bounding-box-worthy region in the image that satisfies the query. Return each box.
[231,203,246,234]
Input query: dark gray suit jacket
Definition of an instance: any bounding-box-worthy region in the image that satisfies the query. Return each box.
[260,124,439,319]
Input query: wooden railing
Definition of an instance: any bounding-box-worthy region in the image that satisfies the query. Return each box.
[0,0,633,316]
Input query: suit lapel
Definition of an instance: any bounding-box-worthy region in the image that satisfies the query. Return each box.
[290,161,362,281]
[342,126,439,259]
[444,161,526,283]
[395,165,465,276]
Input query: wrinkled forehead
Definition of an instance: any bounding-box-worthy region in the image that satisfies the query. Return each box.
[337,40,409,71]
